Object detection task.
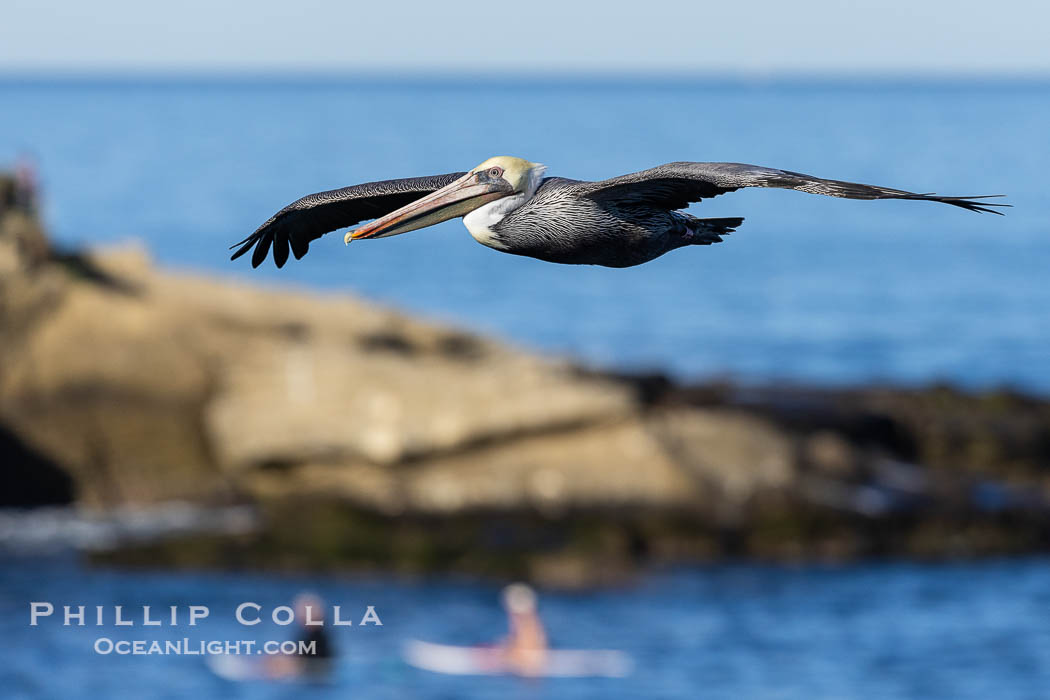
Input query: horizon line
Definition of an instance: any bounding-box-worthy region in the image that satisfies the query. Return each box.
[1,67,1049,86]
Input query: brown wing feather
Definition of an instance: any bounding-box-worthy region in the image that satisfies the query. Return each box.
[231,172,467,268]
[583,162,1008,215]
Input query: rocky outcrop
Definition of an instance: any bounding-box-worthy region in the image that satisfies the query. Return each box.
[2,195,1048,584]
[0,203,787,515]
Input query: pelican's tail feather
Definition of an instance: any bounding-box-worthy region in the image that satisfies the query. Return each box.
[683,216,744,245]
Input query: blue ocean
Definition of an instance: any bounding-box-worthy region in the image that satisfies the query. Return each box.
[2,78,1049,699]
[4,556,1050,700]
[1,78,1047,391]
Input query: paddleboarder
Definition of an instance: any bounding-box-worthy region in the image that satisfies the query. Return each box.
[500,583,547,676]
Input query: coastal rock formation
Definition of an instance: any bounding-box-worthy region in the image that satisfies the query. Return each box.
[2,192,1048,583]
[1,199,793,518]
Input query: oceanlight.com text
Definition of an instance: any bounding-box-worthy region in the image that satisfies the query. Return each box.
[93,638,318,655]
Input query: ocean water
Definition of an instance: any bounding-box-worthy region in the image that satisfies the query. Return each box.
[1,78,1047,391]
[2,556,1049,700]
[2,79,1049,697]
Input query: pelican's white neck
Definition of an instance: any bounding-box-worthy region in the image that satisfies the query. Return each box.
[462,195,524,250]
[462,163,546,250]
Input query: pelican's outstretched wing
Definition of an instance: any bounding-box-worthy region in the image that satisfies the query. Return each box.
[583,162,1008,215]
[231,172,468,268]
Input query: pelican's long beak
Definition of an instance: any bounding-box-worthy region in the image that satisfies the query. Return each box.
[347,172,513,242]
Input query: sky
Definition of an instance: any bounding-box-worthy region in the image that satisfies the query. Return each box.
[1,0,1047,76]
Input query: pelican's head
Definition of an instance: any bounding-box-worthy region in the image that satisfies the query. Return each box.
[473,156,546,197]
[347,156,545,242]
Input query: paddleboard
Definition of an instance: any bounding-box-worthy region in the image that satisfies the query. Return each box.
[403,639,632,678]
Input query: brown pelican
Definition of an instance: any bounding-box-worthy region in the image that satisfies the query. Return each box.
[231,157,1006,269]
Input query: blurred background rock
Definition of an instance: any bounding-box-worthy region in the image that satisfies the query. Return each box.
[3,186,1047,587]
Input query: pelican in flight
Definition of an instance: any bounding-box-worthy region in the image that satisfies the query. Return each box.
[231,157,1005,269]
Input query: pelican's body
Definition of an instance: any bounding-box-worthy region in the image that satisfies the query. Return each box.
[231,157,1005,269]
[462,175,739,267]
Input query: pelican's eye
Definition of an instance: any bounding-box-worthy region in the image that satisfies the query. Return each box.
[487,167,503,179]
